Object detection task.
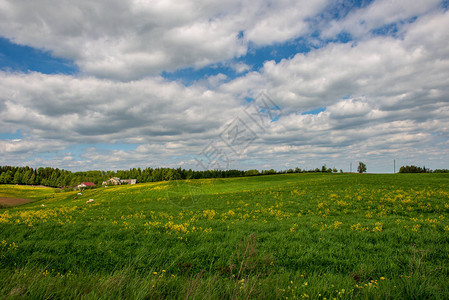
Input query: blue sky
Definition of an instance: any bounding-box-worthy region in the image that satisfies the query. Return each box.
[0,37,77,75]
[1,0,449,172]
[0,130,23,140]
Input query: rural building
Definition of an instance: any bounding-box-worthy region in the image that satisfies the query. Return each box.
[102,177,121,185]
[77,182,95,189]
[121,179,137,185]
[102,177,136,185]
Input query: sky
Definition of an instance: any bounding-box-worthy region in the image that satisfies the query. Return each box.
[1,0,449,173]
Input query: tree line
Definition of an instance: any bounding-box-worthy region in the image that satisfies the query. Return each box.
[0,166,271,187]
[398,165,449,173]
[0,164,359,188]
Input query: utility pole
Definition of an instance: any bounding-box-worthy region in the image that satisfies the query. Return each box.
[350,162,352,173]
[394,160,396,173]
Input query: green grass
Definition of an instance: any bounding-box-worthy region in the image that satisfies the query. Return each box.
[1,173,449,299]
[0,185,56,201]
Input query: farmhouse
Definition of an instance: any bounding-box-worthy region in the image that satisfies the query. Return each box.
[103,177,121,185]
[102,177,136,185]
[76,182,95,189]
[121,179,137,185]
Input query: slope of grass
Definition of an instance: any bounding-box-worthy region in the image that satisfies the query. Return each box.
[1,173,449,299]
[0,185,56,201]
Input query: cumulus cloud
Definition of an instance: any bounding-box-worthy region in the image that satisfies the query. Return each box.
[230,62,252,74]
[1,0,448,172]
[216,8,449,171]
[0,72,244,143]
[0,0,328,80]
[225,9,449,114]
[320,0,443,39]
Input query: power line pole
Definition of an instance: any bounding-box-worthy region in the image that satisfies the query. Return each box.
[350,162,352,173]
[394,160,396,173]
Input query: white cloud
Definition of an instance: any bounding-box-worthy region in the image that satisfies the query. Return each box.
[0,72,244,141]
[0,1,449,172]
[0,139,63,154]
[226,9,449,117]
[0,0,329,80]
[216,9,449,171]
[230,62,252,74]
[244,0,328,45]
[321,0,442,39]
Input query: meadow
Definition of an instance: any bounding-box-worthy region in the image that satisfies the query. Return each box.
[0,185,55,207]
[0,173,448,299]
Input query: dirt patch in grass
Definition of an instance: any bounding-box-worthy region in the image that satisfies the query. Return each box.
[0,197,33,207]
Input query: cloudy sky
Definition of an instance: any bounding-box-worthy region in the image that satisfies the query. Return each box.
[1,0,449,173]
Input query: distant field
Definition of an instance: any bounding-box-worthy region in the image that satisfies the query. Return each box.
[1,174,448,299]
[0,185,55,200]
[0,185,56,207]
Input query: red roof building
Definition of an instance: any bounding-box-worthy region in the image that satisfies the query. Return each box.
[77,182,95,189]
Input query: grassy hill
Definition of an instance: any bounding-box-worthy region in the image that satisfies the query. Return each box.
[1,173,449,299]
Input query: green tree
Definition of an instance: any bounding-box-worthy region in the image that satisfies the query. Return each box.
[4,171,13,184]
[13,171,22,184]
[23,169,33,185]
[357,162,367,173]
[29,173,36,185]
[245,169,260,176]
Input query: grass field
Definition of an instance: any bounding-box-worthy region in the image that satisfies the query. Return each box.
[1,173,449,299]
[0,185,55,202]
